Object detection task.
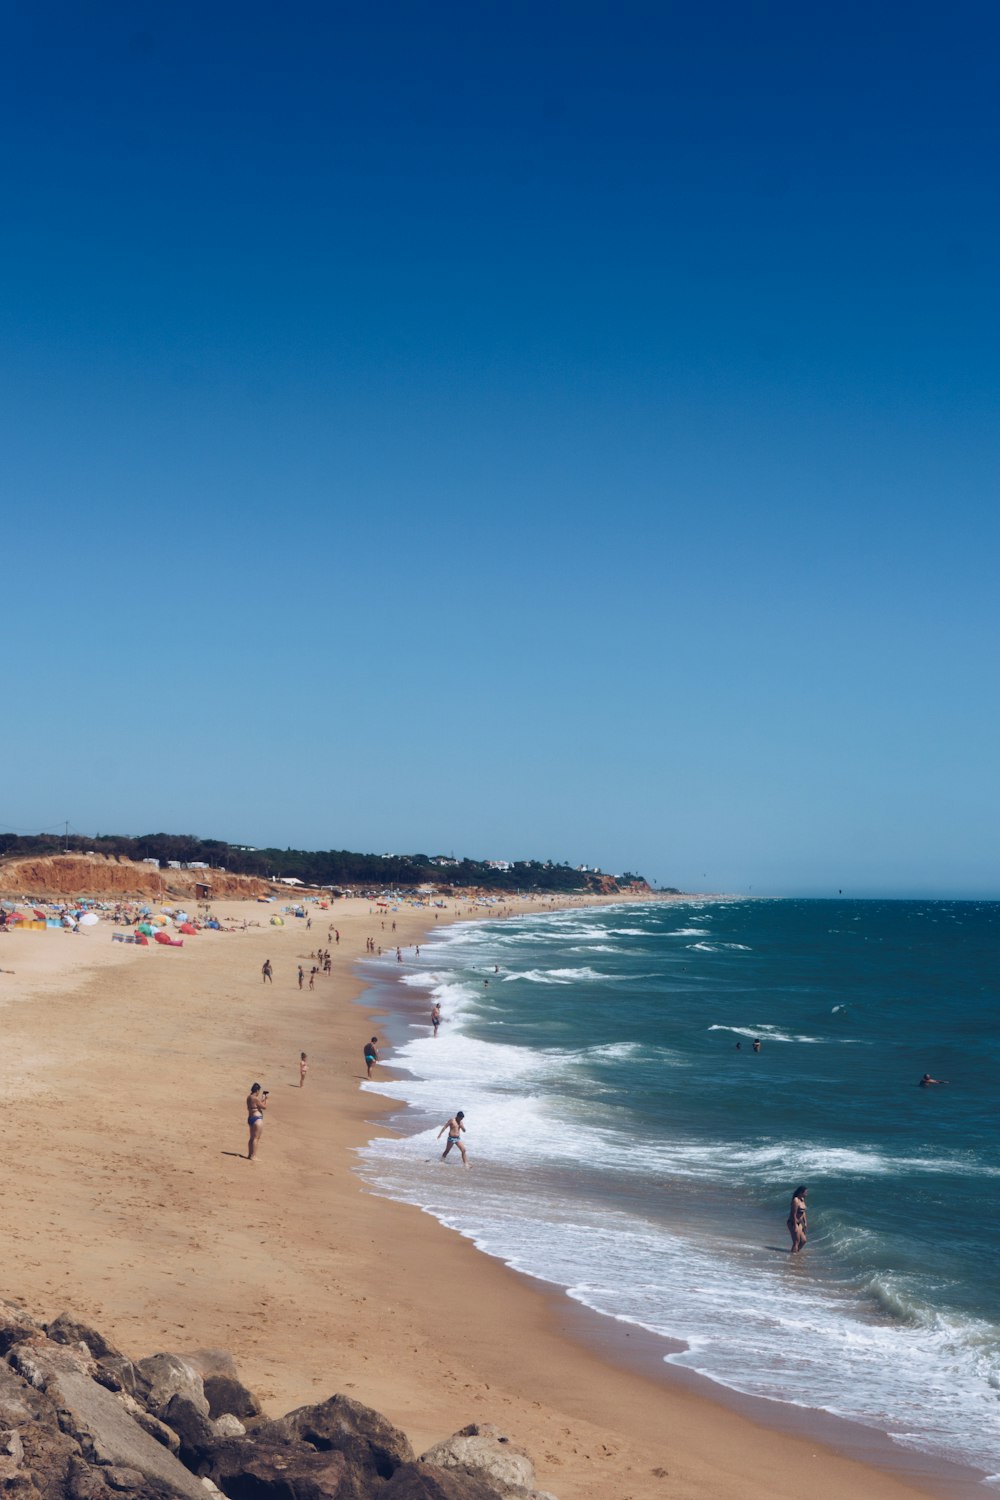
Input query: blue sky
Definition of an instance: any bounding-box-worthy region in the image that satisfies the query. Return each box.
[3,2,999,896]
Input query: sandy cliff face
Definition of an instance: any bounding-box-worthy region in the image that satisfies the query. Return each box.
[0,853,273,900]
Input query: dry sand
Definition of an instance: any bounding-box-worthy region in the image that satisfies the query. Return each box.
[0,895,967,1500]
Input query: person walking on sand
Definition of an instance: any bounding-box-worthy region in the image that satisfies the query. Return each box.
[298,965,304,989]
[431,1002,441,1035]
[787,1185,808,1253]
[246,1082,269,1161]
[299,1051,308,1087]
[262,959,273,984]
[438,1110,469,1167]
[364,1037,379,1078]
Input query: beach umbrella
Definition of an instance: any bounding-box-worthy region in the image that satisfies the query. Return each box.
[78,912,99,927]
[179,922,197,935]
[137,923,155,936]
[270,915,284,926]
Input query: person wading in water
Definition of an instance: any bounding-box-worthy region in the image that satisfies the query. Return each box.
[787,1185,808,1253]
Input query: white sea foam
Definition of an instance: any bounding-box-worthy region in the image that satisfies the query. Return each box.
[502,966,610,984]
[706,1024,827,1043]
[356,1129,1000,1478]
[357,898,1000,1479]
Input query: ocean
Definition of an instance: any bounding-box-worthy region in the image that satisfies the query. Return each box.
[355,899,1000,1483]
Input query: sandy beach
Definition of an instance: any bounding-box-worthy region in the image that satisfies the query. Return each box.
[0,893,969,1500]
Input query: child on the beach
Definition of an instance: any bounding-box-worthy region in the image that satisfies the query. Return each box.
[299,1051,308,1087]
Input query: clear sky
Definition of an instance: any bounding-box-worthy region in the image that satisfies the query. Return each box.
[3,3,999,896]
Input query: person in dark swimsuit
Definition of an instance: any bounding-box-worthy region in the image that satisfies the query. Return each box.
[787,1185,808,1253]
[246,1082,269,1161]
[364,1037,379,1078]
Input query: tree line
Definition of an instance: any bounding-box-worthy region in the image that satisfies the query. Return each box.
[0,831,657,894]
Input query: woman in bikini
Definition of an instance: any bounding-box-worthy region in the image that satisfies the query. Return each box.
[247,1082,269,1161]
[787,1185,808,1253]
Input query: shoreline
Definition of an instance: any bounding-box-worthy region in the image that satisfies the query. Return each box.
[0,891,982,1500]
[349,901,989,1500]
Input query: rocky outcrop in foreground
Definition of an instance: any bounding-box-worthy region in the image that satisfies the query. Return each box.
[0,1302,556,1500]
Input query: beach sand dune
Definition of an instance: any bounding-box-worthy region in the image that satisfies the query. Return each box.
[0,897,953,1500]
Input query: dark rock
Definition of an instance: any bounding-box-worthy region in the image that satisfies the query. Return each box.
[67,1453,113,1500]
[161,1392,216,1467]
[8,1340,206,1499]
[204,1372,262,1422]
[96,1356,149,1403]
[0,1360,62,1430]
[382,1463,512,1500]
[46,1316,122,1363]
[103,1467,146,1492]
[178,1350,262,1422]
[0,1302,44,1355]
[10,1404,84,1500]
[263,1392,414,1479]
[204,1437,354,1499]
[131,1408,182,1454]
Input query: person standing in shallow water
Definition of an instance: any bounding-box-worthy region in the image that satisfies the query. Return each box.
[438,1110,469,1167]
[787,1185,808,1253]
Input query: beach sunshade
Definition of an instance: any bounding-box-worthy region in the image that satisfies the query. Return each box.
[78,912,99,927]
[270,915,284,926]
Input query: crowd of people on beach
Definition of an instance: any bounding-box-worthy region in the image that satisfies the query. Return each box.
[244,937,470,1169]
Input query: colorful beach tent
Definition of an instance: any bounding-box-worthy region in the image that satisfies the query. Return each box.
[270,915,284,926]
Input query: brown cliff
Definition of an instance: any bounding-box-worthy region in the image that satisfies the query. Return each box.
[0,853,275,902]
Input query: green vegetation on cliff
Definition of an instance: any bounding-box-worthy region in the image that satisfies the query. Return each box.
[0,832,657,894]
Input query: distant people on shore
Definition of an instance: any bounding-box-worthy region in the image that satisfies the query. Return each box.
[299,1052,308,1087]
[364,1037,380,1078]
[787,1185,808,1253]
[297,965,304,989]
[438,1110,469,1167]
[246,1082,269,1161]
[919,1073,949,1087]
[261,959,273,984]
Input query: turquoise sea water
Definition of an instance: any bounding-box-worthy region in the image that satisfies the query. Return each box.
[356,899,1000,1481]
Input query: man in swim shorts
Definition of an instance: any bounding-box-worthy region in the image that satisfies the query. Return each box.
[438,1110,469,1167]
[364,1037,379,1078]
